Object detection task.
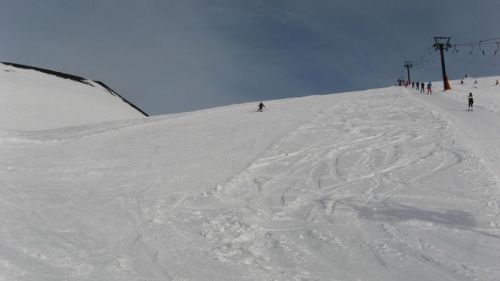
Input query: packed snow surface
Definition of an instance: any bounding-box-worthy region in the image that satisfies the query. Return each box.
[1,77,500,280]
[0,63,146,131]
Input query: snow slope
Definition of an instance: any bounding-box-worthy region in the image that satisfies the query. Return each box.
[0,62,147,131]
[1,80,500,280]
[443,75,500,115]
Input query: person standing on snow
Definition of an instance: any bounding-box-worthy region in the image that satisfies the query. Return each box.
[427,82,432,94]
[468,93,474,111]
[257,102,265,112]
[420,82,425,93]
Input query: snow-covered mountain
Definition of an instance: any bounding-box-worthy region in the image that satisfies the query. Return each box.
[1,73,500,280]
[0,62,147,131]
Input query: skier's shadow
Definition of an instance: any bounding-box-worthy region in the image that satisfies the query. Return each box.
[344,201,476,228]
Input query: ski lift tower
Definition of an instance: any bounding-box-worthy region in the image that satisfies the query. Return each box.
[433,37,452,91]
[404,61,413,84]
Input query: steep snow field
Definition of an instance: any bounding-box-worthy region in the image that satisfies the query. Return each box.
[1,77,500,280]
[0,63,146,131]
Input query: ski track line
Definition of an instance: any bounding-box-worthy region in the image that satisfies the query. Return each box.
[204,89,474,280]
[6,87,500,280]
[405,87,500,227]
[405,87,500,184]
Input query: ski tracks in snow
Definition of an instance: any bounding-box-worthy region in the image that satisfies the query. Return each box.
[188,87,500,280]
[3,87,500,280]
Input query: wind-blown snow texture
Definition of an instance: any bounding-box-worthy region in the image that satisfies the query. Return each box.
[1,75,500,280]
[0,63,146,131]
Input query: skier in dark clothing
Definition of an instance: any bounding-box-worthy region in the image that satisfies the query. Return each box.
[416,81,420,90]
[420,82,425,93]
[468,93,474,111]
[257,102,265,112]
[427,82,432,94]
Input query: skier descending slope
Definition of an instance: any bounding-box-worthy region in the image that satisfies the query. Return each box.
[468,92,474,111]
[257,102,265,112]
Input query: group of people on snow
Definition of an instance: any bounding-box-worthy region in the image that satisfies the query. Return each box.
[258,74,485,113]
[460,78,499,86]
[398,78,476,111]
[401,79,432,94]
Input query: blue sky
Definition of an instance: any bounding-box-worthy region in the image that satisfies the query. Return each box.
[1,0,500,115]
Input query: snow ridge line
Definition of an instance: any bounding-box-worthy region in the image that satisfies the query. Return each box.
[93,81,149,117]
[1,62,149,117]
[1,62,92,86]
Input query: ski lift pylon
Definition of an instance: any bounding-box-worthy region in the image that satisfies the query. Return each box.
[479,41,486,55]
